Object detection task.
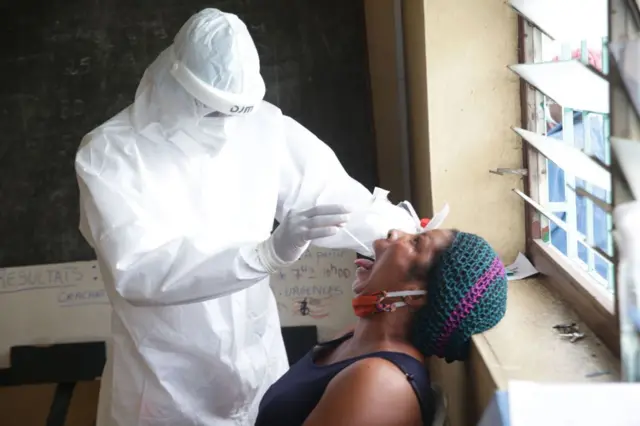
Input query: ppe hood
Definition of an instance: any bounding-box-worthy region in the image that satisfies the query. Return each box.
[131,9,265,133]
[170,8,265,116]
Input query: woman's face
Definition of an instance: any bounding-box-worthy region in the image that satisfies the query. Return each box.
[352,229,456,295]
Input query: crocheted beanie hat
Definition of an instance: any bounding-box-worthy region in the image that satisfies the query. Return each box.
[411,232,508,363]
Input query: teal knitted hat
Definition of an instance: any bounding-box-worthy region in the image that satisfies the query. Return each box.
[410,232,508,363]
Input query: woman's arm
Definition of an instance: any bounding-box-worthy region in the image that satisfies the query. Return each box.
[303,358,422,426]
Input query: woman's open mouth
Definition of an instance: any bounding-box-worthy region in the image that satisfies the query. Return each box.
[355,258,374,270]
[353,258,375,293]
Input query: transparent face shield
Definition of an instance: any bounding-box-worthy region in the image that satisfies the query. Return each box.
[194,99,228,119]
[203,110,229,118]
[345,192,450,260]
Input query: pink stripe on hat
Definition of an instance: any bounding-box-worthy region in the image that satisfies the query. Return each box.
[433,256,505,356]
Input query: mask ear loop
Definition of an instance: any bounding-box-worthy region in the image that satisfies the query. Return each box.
[381,290,426,312]
[374,291,396,313]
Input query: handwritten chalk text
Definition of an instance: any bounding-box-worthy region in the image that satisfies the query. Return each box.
[324,264,351,279]
[0,266,84,293]
[277,263,352,282]
[315,249,345,260]
[296,249,346,262]
[58,289,109,306]
[284,285,344,298]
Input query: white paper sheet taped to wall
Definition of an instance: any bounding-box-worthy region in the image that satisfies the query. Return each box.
[270,247,357,342]
[0,260,111,367]
[0,247,357,368]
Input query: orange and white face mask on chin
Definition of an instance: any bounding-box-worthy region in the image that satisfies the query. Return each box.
[352,290,426,317]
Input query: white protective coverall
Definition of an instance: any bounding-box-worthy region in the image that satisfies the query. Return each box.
[76,8,419,426]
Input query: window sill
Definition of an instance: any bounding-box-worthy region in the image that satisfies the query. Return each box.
[528,238,619,356]
[468,275,620,420]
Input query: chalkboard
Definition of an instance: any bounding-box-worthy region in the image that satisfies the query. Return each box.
[0,0,377,267]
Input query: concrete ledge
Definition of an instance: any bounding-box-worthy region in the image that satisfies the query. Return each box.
[469,276,619,422]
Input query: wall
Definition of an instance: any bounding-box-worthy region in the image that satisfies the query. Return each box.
[363,0,411,202]
[365,0,523,425]
[421,2,523,421]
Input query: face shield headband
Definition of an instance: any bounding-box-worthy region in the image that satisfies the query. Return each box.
[168,46,265,117]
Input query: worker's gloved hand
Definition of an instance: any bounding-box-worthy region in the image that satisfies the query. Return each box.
[257,205,350,272]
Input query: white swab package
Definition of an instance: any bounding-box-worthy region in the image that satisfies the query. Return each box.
[424,203,450,231]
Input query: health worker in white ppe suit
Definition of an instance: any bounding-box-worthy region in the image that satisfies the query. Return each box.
[75,8,420,426]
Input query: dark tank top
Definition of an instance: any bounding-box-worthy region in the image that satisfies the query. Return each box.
[255,332,434,426]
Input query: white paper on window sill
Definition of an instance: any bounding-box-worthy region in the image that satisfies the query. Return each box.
[509,381,640,426]
[505,253,538,281]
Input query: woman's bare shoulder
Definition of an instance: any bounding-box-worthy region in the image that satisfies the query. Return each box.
[303,357,422,425]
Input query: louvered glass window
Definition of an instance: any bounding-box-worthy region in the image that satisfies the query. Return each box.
[509,0,614,291]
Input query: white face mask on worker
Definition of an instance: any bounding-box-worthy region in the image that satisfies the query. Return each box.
[199,115,240,137]
[192,100,239,139]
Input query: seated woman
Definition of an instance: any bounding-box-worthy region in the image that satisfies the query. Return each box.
[255,229,508,426]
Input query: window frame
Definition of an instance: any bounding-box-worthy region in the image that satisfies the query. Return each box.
[518,15,621,356]
[609,0,640,379]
